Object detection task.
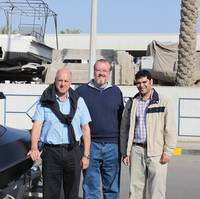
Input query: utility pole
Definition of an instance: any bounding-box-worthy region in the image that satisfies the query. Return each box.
[89,0,97,80]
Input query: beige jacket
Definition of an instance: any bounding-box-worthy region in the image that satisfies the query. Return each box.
[120,89,177,157]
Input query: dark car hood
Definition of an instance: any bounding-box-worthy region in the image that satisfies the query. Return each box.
[0,125,33,189]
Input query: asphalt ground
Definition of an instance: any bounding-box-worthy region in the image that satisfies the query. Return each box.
[6,143,200,199]
[78,151,200,199]
[88,153,200,199]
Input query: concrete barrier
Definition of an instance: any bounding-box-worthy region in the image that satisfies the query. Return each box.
[0,84,200,143]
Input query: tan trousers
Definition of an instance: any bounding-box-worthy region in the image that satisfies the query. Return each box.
[129,145,168,199]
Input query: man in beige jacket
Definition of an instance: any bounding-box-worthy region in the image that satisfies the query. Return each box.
[120,70,177,199]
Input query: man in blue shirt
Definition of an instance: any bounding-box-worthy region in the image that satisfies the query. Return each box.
[77,59,124,199]
[28,67,91,199]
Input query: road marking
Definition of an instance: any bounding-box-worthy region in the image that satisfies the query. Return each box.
[173,148,182,156]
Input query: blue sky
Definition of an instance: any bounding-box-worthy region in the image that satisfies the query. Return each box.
[0,0,192,34]
[45,0,182,33]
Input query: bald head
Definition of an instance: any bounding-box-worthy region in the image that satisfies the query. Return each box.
[54,67,72,98]
[55,67,72,82]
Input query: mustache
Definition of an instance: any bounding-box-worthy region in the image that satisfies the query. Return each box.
[98,74,106,77]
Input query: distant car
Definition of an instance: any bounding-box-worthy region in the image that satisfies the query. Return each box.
[21,62,45,71]
[0,63,46,83]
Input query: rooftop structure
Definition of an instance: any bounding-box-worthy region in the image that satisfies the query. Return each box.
[0,0,57,43]
[0,0,58,83]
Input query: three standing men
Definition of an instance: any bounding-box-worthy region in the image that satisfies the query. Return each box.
[29,64,176,199]
[120,69,177,199]
[28,67,91,199]
[77,59,124,199]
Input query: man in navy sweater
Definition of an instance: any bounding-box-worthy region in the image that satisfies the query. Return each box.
[77,59,124,199]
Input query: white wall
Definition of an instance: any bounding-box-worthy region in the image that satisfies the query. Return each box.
[0,84,200,140]
[44,33,200,51]
[0,83,48,129]
[45,33,179,51]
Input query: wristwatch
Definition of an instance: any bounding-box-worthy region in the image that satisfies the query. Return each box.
[83,154,90,159]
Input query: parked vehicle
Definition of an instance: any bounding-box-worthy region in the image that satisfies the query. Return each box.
[0,92,41,199]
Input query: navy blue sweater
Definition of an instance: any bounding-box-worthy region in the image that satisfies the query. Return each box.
[76,84,124,143]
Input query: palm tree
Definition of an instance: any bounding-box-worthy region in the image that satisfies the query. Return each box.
[0,25,8,34]
[176,0,199,86]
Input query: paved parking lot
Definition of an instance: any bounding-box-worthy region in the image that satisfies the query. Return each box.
[78,154,200,199]
[7,154,200,199]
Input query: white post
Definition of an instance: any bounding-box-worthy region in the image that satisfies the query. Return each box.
[89,0,97,80]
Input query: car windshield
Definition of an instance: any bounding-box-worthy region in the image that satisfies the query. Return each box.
[0,125,6,137]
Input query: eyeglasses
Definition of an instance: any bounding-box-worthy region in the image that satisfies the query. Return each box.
[95,69,110,73]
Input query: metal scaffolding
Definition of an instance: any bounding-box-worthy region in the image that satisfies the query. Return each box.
[0,0,58,48]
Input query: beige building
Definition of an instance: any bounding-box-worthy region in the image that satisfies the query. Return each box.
[44,33,175,84]
[44,33,200,85]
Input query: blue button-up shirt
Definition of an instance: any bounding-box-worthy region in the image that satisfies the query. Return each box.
[33,96,91,144]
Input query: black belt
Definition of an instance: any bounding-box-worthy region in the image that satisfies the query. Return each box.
[133,142,147,148]
[44,141,79,150]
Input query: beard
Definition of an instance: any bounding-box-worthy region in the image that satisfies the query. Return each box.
[94,76,108,88]
[96,79,106,85]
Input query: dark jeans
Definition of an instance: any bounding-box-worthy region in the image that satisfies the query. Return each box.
[41,144,81,199]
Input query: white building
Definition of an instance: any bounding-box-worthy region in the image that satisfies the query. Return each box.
[45,33,200,51]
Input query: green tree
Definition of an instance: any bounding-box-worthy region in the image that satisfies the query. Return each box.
[0,25,8,34]
[0,25,17,34]
[60,28,80,34]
